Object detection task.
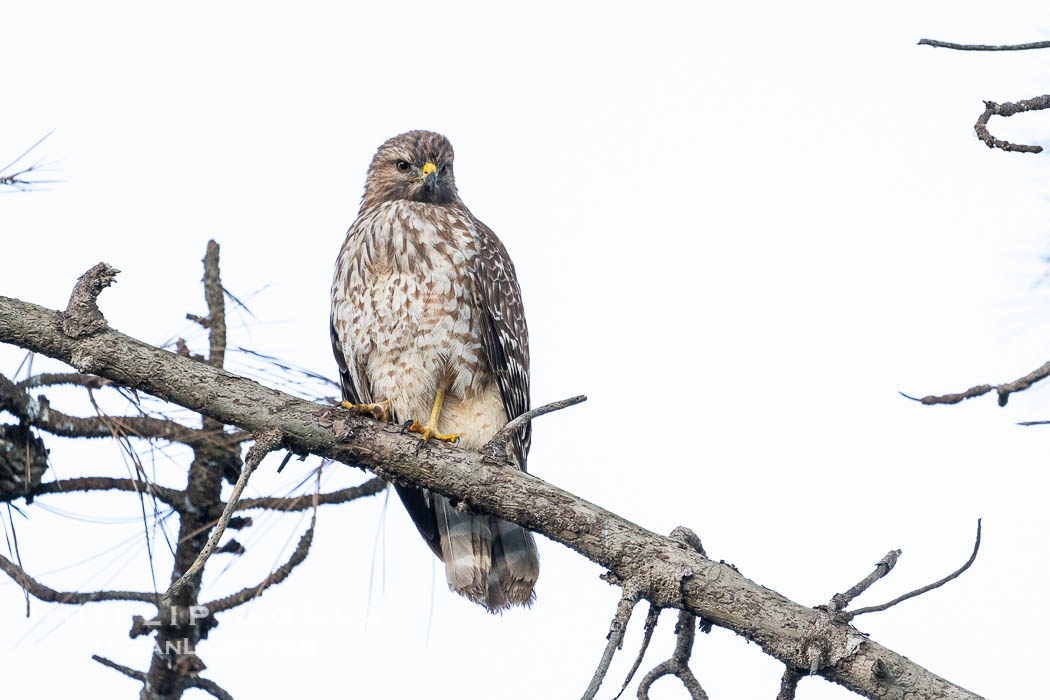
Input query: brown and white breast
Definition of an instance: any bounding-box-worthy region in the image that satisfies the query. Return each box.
[331,200,508,448]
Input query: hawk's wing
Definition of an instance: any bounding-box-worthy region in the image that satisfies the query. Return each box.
[471,217,532,469]
[330,317,366,406]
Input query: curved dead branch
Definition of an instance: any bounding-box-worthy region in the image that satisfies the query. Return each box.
[974,95,1050,154]
[903,360,1050,407]
[0,553,158,605]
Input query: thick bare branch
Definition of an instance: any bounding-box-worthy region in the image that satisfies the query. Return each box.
[0,284,986,700]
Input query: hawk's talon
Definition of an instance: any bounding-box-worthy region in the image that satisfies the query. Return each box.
[341,400,389,423]
[402,419,460,449]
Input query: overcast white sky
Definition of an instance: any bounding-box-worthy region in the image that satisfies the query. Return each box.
[3,2,1050,698]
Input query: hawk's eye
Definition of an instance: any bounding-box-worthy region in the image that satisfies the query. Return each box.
[395,160,411,172]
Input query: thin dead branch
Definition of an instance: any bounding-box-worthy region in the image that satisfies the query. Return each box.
[203,509,316,614]
[0,552,158,604]
[92,654,146,681]
[831,550,901,611]
[227,475,385,513]
[612,604,661,700]
[581,587,640,700]
[636,527,709,700]
[903,360,1050,406]
[918,38,1050,51]
[850,520,981,618]
[28,476,183,508]
[162,428,282,602]
[481,394,586,462]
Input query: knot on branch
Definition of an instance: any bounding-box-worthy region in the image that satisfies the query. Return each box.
[61,263,119,338]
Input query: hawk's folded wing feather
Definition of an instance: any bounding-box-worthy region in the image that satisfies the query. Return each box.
[471,217,532,469]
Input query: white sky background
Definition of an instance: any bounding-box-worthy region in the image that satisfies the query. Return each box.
[2,1,1050,697]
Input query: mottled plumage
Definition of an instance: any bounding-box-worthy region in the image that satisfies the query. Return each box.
[330,131,537,611]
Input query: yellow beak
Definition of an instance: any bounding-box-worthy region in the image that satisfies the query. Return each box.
[422,162,437,177]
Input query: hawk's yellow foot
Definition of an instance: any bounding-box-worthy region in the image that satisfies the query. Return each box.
[400,388,460,453]
[340,399,389,423]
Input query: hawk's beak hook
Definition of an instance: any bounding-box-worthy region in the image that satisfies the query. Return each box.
[421,161,437,187]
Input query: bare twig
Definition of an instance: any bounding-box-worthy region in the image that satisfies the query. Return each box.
[228,475,385,513]
[0,552,158,604]
[904,360,1050,406]
[0,373,235,446]
[850,520,981,617]
[481,394,586,462]
[637,609,708,700]
[201,241,227,369]
[162,428,282,602]
[15,372,111,390]
[831,550,901,611]
[611,603,661,700]
[0,133,59,191]
[581,587,640,700]
[636,527,709,700]
[918,38,1050,51]
[203,518,315,613]
[92,654,145,681]
[973,95,1050,154]
[29,476,184,508]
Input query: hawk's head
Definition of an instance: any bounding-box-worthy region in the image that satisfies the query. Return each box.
[361,130,459,210]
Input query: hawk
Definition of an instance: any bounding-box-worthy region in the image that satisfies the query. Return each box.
[330,130,539,611]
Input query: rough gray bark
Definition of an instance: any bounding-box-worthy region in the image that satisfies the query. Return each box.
[0,278,985,700]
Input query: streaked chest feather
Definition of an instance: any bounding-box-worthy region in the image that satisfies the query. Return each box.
[331,200,489,400]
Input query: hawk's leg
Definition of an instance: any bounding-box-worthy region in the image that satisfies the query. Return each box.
[401,388,460,452]
[340,399,390,423]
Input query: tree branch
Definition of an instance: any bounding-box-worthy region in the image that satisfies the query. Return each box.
[0,553,158,604]
[227,476,386,513]
[850,520,982,618]
[0,275,986,700]
[162,428,282,602]
[903,360,1050,407]
[918,38,1050,51]
[974,95,1050,154]
[831,550,901,611]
